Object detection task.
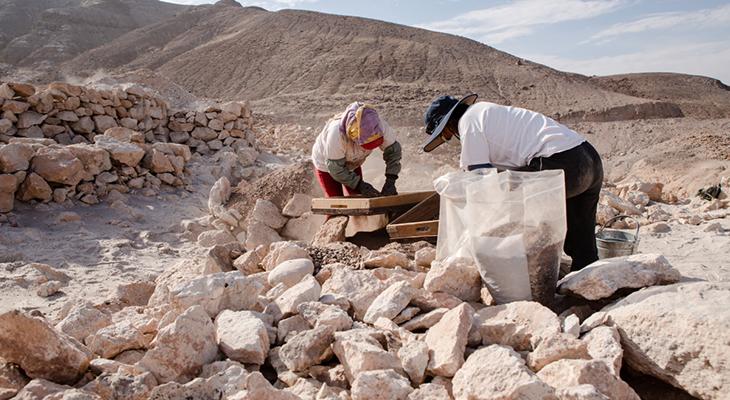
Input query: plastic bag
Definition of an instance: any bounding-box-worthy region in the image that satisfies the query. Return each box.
[434,169,566,306]
[433,169,497,260]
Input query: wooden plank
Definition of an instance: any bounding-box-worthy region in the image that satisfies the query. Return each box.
[389,193,440,224]
[387,193,441,240]
[387,220,439,239]
[311,191,436,215]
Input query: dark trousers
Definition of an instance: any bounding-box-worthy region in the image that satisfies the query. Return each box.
[527,141,604,271]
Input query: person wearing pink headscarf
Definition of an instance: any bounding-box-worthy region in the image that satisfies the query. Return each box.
[311,102,402,198]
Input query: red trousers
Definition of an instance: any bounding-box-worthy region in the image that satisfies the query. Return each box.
[315,167,362,197]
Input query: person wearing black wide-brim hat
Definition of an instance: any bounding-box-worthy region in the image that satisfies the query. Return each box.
[423,94,604,271]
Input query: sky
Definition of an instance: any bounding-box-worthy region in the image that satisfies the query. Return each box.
[163,0,730,84]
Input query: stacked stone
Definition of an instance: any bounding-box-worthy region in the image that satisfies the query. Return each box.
[2,230,719,400]
[0,81,260,213]
[0,81,256,155]
[0,127,192,212]
[169,102,256,156]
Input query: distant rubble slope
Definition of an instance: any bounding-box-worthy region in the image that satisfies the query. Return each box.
[0,0,187,67]
[591,73,730,119]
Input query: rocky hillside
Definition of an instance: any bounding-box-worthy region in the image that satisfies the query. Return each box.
[0,0,718,124]
[0,0,186,68]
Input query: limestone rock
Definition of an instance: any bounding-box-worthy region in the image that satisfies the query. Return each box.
[363,250,410,269]
[322,268,387,321]
[603,282,730,399]
[67,144,112,179]
[282,212,327,242]
[333,330,402,383]
[215,310,269,365]
[13,379,70,400]
[232,371,301,400]
[558,254,681,300]
[582,326,622,376]
[233,245,267,275]
[282,193,313,217]
[0,310,93,384]
[537,359,639,400]
[138,305,218,384]
[351,369,413,400]
[398,340,429,385]
[261,241,311,271]
[600,190,641,216]
[56,303,112,341]
[274,275,322,315]
[476,301,562,351]
[168,272,263,318]
[208,177,231,215]
[425,303,473,377]
[30,147,84,186]
[18,172,52,202]
[423,256,481,302]
[93,136,145,167]
[17,111,46,129]
[279,326,335,372]
[251,199,287,229]
[93,115,118,132]
[115,281,156,307]
[407,383,451,400]
[197,229,236,247]
[410,290,462,312]
[401,308,447,331]
[311,216,348,246]
[86,322,147,359]
[0,363,29,400]
[452,345,555,400]
[363,281,415,324]
[414,247,436,267]
[527,333,590,372]
[269,258,314,288]
[555,385,609,400]
[0,143,34,173]
[297,301,352,332]
[83,371,156,400]
[563,314,580,338]
[245,221,282,251]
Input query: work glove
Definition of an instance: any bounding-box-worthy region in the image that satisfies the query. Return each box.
[356,179,381,198]
[381,174,398,196]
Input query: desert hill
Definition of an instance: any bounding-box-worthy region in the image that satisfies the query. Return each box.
[0,0,727,124]
[0,0,186,69]
[41,1,724,123]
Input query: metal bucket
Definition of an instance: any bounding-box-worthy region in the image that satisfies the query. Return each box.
[596,215,640,259]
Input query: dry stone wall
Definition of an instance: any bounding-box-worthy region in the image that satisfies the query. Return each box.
[0,81,257,213]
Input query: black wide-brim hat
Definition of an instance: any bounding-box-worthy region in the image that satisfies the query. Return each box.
[422,93,478,152]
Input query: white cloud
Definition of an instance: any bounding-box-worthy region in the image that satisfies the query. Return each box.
[588,3,730,42]
[420,0,625,44]
[524,41,730,84]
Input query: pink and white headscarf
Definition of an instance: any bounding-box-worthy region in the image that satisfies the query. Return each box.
[339,102,384,150]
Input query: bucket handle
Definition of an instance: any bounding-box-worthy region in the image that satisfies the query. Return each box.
[597,215,640,241]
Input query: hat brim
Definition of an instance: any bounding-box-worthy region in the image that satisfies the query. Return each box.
[422,93,478,152]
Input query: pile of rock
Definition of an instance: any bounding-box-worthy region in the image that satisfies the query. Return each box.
[598,178,729,232]
[0,81,255,156]
[0,81,262,213]
[198,180,327,254]
[0,127,191,212]
[3,235,725,399]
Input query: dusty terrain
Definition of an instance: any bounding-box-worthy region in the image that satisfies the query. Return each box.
[0,0,728,399]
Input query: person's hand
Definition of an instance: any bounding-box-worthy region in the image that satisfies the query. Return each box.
[381,174,398,196]
[357,180,381,197]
